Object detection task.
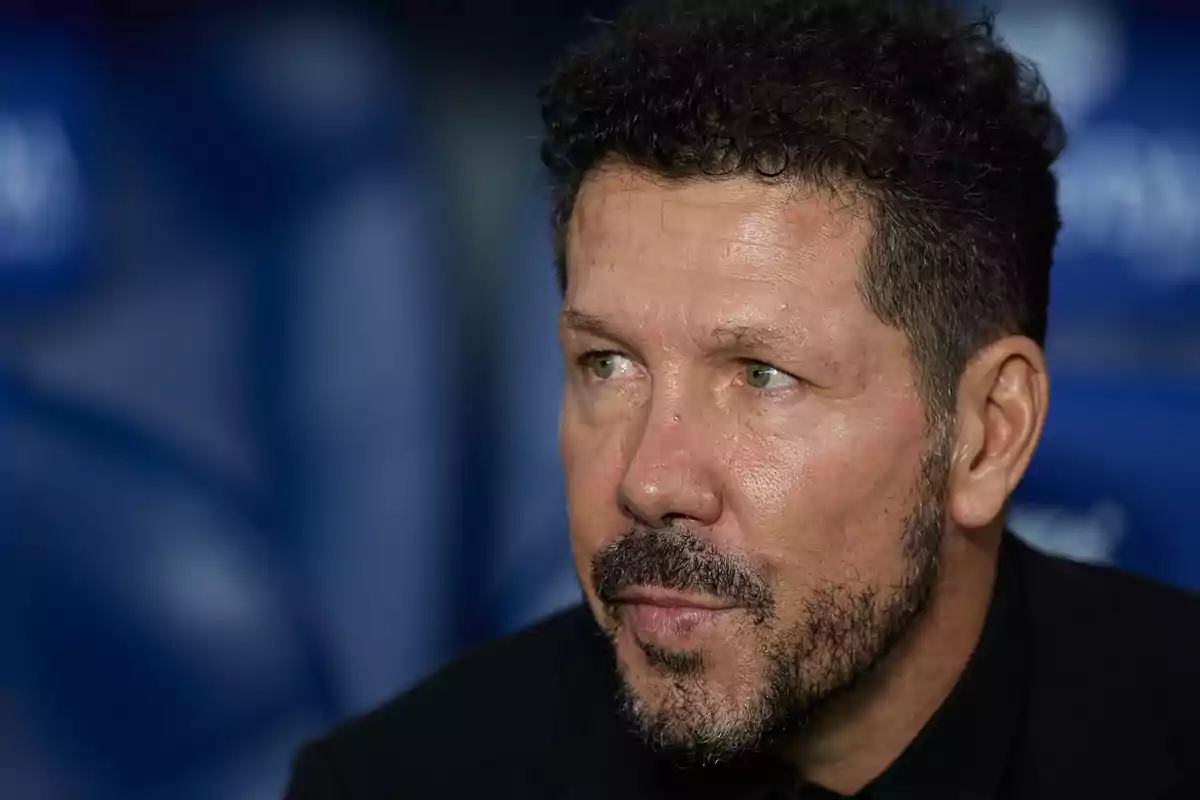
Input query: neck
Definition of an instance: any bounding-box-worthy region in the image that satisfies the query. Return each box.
[784,527,1003,795]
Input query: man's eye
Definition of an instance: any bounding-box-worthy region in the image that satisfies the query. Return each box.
[581,351,635,380]
[745,361,797,390]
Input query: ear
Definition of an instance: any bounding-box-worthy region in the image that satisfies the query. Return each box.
[947,336,1049,530]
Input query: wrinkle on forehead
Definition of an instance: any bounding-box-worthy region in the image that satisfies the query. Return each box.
[570,174,871,310]
[659,191,864,257]
[572,169,870,270]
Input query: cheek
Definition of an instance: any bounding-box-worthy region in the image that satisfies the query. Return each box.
[727,402,929,578]
[560,399,631,553]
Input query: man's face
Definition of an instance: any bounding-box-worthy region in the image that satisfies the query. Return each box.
[558,167,951,762]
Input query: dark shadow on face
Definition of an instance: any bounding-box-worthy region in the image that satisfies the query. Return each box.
[639,640,707,676]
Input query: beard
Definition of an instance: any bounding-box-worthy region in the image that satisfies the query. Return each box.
[590,437,951,766]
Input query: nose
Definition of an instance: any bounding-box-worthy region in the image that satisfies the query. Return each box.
[618,403,723,529]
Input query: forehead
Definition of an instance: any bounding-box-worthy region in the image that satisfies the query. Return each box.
[565,167,876,338]
[573,168,865,252]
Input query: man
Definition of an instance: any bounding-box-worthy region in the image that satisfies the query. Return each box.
[287,1,1200,797]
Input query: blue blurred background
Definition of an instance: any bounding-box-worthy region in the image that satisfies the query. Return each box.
[0,1,1196,797]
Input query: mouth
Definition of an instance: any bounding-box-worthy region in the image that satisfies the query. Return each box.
[610,587,741,645]
[611,586,740,612]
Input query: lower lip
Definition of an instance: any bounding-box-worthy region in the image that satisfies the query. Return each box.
[619,603,738,643]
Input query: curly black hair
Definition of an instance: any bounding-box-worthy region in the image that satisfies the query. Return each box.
[539,0,1065,420]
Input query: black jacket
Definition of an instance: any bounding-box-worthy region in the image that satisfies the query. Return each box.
[286,537,1200,799]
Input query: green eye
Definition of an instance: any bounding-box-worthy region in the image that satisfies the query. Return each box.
[591,354,616,379]
[583,352,632,380]
[745,362,794,390]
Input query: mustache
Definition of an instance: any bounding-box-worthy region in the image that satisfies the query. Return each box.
[591,525,774,618]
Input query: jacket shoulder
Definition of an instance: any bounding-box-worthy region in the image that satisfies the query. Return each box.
[286,605,616,797]
[1014,539,1200,796]
[1019,541,1200,664]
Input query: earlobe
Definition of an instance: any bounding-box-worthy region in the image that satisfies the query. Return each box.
[946,337,1049,531]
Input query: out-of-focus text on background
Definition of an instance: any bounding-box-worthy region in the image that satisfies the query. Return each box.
[1,1,1197,798]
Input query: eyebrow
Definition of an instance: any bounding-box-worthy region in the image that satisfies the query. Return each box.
[710,323,804,351]
[561,309,805,353]
[559,308,618,339]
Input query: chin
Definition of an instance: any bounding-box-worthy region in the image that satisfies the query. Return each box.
[613,631,793,763]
